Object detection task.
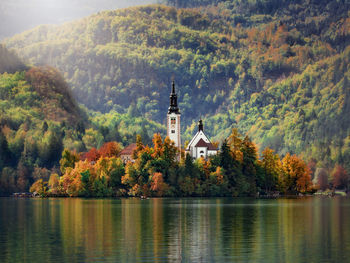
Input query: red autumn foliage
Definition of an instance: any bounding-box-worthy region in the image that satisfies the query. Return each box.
[99,142,121,158]
[332,165,349,190]
[83,147,101,162]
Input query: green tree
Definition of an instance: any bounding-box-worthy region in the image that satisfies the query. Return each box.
[60,149,80,174]
[241,135,257,196]
[260,147,281,192]
[0,130,11,171]
[109,158,125,189]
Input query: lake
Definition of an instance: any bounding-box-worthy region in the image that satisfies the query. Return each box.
[1,197,350,262]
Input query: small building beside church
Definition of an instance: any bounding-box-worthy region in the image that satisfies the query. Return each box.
[119,143,137,163]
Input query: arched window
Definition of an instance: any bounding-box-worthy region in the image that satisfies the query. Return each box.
[200,150,204,154]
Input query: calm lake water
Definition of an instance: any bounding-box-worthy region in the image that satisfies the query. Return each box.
[1,197,350,262]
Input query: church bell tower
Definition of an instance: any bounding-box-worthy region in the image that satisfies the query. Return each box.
[167,81,181,149]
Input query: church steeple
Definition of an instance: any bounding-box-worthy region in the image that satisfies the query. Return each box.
[167,80,181,151]
[168,81,180,114]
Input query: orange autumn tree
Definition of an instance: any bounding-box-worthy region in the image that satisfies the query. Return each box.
[212,166,224,185]
[99,142,121,158]
[61,160,96,197]
[152,133,164,158]
[83,147,100,162]
[150,172,169,197]
[281,153,313,194]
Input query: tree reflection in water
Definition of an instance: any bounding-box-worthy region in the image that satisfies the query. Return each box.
[0,197,350,262]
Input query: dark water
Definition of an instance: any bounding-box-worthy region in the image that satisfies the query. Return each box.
[1,197,350,263]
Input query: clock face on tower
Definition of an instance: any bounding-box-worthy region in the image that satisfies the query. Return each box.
[170,117,176,129]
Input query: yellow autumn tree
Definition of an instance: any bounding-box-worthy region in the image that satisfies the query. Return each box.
[61,160,96,197]
[227,128,243,162]
[281,153,313,194]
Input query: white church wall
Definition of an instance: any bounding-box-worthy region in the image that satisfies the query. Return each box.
[196,147,207,159]
[167,112,181,149]
[208,150,217,157]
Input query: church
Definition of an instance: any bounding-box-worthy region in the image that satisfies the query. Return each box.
[166,81,218,159]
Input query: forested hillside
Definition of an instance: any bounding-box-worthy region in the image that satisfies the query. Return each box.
[0,62,81,194]
[4,1,350,171]
[0,45,27,74]
[0,46,162,195]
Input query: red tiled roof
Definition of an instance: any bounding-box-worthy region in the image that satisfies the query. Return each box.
[119,143,137,156]
[208,143,218,151]
[195,138,208,147]
[195,139,218,150]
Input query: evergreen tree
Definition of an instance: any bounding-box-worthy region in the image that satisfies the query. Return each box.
[241,135,258,195]
[0,130,11,171]
[219,139,242,192]
[184,153,194,177]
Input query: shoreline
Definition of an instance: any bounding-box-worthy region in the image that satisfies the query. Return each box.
[5,192,348,199]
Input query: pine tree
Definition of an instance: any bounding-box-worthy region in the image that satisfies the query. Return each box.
[0,130,11,171]
[241,135,257,195]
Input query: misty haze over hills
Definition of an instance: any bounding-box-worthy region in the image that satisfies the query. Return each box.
[0,0,158,40]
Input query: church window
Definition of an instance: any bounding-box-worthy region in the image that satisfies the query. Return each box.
[200,150,204,154]
[171,130,175,134]
[171,118,176,124]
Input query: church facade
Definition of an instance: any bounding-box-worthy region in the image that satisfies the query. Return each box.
[167,82,218,159]
[185,120,218,159]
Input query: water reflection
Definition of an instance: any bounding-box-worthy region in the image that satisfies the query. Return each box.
[1,197,350,262]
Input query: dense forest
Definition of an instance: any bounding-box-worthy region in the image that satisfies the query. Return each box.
[0,46,161,195]
[1,0,350,194]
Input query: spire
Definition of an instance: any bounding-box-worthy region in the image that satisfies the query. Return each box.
[171,80,176,94]
[198,119,203,132]
[168,81,180,114]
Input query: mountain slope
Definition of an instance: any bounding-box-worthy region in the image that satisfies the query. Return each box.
[4,2,350,169]
[0,44,27,74]
[0,62,83,194]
